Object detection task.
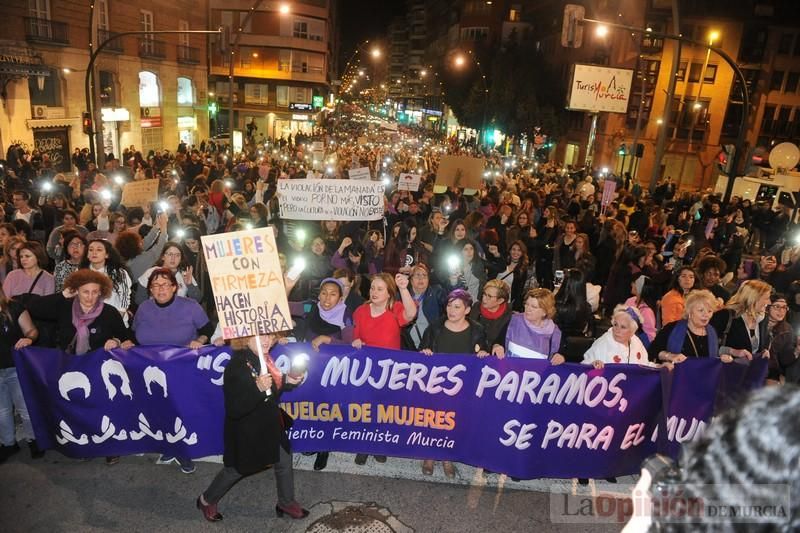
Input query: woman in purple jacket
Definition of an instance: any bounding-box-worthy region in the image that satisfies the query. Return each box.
[496,288,566,364]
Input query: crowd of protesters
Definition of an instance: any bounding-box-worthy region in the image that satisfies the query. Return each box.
[1,108,800,520]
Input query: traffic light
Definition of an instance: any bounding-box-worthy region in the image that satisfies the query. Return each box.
[617,144,627,156]
[561,4,585,48]
[716,144,735,175]
[82,112,93,135]
[208,102,218,116]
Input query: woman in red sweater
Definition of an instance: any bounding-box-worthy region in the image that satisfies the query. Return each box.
[351,272,417,466]
[352,272,417,350]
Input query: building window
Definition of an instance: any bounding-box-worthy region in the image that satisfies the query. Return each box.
[293,21,308,39]
[141,127,163,156]
[28,67,60,106]
[98,0,109,30]
[778,33,794,55]
[276,85,288,107]
[178,20,189,47]
[177,77,194,105]
[770,70,785,91]
[676,61,688,81]
[140,9,153,34]
[460,27,489,41]
[289,86,310,103]
[761,105,776,133]
[786,72,800,93]
[279,50,291,71]
[29,0,50,19]
[99,70,115,106]
[244,83,268,105]
[138,71,160,107]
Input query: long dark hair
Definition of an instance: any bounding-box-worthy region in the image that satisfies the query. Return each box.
[634,274,660,312]
[554,268,592,329]
[80,238,128,287]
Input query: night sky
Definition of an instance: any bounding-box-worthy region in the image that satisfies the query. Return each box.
[338,0,405,71]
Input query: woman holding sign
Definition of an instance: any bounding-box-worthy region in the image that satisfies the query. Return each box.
[197,334,307,522]
[351,272,417,465]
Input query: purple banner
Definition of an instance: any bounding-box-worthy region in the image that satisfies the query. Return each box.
[14,345,230,459]
[14,344,767,478]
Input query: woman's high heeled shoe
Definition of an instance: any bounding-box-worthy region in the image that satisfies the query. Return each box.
[197,496,223,522]
[275,502,309,519]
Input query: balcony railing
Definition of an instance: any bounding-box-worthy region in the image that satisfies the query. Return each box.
[25,17,69,45]
[138,38,166,59]
[98,29,123,53]
[177,45,200,64]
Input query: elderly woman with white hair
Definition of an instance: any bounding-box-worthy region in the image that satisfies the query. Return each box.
[582,305,652,369]
[648,289,729,363]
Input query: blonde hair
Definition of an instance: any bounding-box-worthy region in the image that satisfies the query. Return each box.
[524,288,555,319]
[483,279,510,302]
[371,273,399,308]
[726,280,772,317]
[683,289,717,319]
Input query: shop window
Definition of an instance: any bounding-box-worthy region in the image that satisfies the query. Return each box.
[139,71,160,107]
[177,76,194,106]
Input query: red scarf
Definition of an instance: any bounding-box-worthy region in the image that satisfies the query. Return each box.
[263,353,283,389]
[480,302,507,320]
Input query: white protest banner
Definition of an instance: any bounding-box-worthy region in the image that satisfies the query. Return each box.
[277,179,384,221]
[202,227,291,339]
[120,179,159,208]
[312,141,324,152]
[567,64,634,114]
[398,173,421,192]
[348,166,371,180]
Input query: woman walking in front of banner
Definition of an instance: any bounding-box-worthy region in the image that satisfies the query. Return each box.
[197,334,308,522]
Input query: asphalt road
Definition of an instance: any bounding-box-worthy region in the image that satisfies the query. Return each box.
[1,448,627,533]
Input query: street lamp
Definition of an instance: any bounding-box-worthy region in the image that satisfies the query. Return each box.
[452,50,489,148]
[454,54,466,67]
[595,25,609,38]
[279,3,290,15]
[687,30,719,142]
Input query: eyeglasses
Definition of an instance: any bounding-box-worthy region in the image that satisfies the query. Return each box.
[150,283,174,290]
[483,293,501,300]
[164,252,182,258]
[770,304,788,311]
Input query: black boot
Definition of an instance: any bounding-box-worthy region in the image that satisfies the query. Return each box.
[28,440,45,459]
[354,454,368,465]
[313,452,329,471]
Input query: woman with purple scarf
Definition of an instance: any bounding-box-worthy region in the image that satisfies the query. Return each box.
[495,288,566,364]
[297,277,353,471]
[26,269,132,465]
[27,269,132,355]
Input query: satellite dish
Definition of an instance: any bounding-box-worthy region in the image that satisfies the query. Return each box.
[768,142,800,171]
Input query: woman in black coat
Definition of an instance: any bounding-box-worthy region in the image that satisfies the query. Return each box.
[26,269,132,353]
[197,334,308,522]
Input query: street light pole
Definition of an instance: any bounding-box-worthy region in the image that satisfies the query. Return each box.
[454,50,489,148]
[576,16,750,203]
[84,29,222,164]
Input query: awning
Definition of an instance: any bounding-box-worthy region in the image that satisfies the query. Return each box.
[27,117,76,129]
